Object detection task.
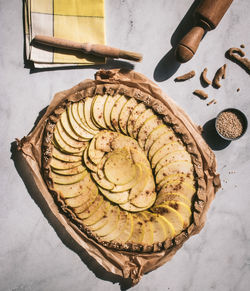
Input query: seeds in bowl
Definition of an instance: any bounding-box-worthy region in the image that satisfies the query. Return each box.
[216,110,245,139]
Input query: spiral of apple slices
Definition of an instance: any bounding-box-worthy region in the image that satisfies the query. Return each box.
[84,130,156,211]
[48,95,197,248]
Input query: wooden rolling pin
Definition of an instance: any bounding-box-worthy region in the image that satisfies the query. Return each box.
[33,35,142,62]
[175,0,234,63]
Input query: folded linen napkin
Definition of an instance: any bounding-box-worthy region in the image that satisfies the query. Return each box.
[24,0,105,68]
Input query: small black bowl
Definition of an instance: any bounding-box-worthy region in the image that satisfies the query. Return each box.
[215,108,248,141]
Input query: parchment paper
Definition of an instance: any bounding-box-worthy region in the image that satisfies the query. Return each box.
[17,69,220,285]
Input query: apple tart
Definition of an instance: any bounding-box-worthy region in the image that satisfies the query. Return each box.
[40,70,220,256]
[43,89,200,253]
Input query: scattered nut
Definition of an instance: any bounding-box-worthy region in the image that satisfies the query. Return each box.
[226,47,250,74]
[201,67,212,86]
[174,70,195,82]
[237,88,240,92]
[207,99,216,106]
[213,64,227,88]
[193,89,208,99]
[240,44,245,49]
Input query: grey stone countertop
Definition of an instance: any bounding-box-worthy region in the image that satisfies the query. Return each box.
[0,0,249,290]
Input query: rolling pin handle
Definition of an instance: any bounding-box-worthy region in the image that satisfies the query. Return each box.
[175,26,206,63]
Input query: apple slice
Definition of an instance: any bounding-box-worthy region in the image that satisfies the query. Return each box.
[91,172,114,190]
[132,108,155,138]
[128,167,149,199]
[155,192,191,208]
[77,101,99,135]
[146,213,174,243]
[96,155,109,178]
[156,173,195,191]
[92,206,120,237]
[67,105,94,140]
[150,213,175,242]
[87,204,117,233]
[101,211,130,242]
[95,131,119,152]
[119,201,150,212]
[110,163,141,192]
[82,147,97,172]
[112,212,133,243]
[138,212,154,245]
[83,97,100,131]
[52,147,82,163]
[56,121,86,149]
[127,214,145,244]
[154,150,191,174]
[51,170,87,185]
[110,95,128,131]
[151,143,186,169]
[83,200,110,226]
[75,194,103,217]
[87,136,105,165]
[119,98,138,134]
[129,167,156,208]
[91,94,109,129]
[50,157,82,170]
[54,173,98,199]
[127,102,147,137]
[137,116,162,149]
[159,180,196,201]
[54,127,83,155]
[144,124,170,153]
[148,131,177,161]
[158,214,176,239]
[60,111,87,142]
[71,102,97,135]
[130,185,156,209]
[65,194,90,208]
[99,187,129,204]
[110,134,140,151]
[155,161,194,186]
[103,94,121,131]
[104,149,136,185]
[64,177,98,208]
[86,212,109,232]
[130,148,151,169]
[52,164,86,176]
[152,204,184,235]
[163,201,192,228]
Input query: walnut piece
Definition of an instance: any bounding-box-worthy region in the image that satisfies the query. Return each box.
[226,47,250,74]
[174,70,195,82]
[193,89,208,99]
[213,64,227,88]
[201,67,212,86]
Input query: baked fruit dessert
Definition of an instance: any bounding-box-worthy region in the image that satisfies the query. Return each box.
[18,70,220,283]
[41,70,219,253]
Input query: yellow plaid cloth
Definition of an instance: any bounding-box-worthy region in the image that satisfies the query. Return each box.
[24,0,106,68]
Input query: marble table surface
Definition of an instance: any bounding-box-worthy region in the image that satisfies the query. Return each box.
[1,0,249,290]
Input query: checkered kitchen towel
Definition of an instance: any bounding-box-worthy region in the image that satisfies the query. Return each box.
[24,0,105,68]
